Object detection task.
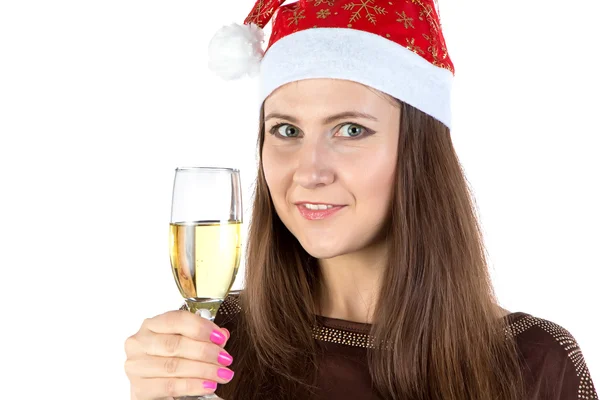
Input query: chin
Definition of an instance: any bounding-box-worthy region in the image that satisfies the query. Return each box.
[296,236,348,259]
[303,247,342,260]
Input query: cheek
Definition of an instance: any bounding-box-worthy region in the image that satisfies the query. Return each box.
[261,146,290,201]
[363,170,395,212]
[349,147,396,194]
[347,147,396,219]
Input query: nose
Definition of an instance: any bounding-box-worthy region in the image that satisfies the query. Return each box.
[293,136,334,189]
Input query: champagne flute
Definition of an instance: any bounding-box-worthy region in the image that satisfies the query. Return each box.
[169,167,242,400]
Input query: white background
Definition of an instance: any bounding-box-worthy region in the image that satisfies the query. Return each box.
[0,0,598,398]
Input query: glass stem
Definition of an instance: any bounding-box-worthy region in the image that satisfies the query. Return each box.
[185,298,223,321]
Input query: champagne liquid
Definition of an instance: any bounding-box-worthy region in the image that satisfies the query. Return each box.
[169,221,241,302]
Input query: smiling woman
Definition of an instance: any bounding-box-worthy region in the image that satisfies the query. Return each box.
[122,0,598,399]
[210,73,599,399]
[262,79,400,263]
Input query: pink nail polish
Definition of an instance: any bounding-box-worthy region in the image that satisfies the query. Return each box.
[203,381,218,390]
[210,329,226,345]
[218,351,233,367]
[218,368,235,381]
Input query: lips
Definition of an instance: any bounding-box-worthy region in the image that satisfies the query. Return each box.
[294,201,346,207]
[296,204,346,220]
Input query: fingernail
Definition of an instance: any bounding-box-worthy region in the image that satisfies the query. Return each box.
[203,381,218,390]
[218,351,233,367]
[222,328,230,339]
[210,329,226,345]
[218,368,235,381]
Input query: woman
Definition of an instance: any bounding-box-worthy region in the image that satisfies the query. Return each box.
[124,1,598,399]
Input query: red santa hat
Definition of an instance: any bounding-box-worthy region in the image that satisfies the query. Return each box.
[208,0,455,129]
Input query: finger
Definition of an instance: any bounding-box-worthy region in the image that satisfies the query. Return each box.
[125,356,235,384]
[132,377,218,399]
[222,328,230,340]
[142,334,233,365]
[125,332,150,359]
[143,310,229,346]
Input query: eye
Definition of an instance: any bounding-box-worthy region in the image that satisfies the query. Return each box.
[337,123,367,138]
[270,123,301,138]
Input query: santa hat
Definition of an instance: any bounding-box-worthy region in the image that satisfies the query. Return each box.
[208,0,455,129]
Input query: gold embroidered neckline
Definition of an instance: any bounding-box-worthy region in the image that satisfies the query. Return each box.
[216,294,526,349]
[316,312,525,333]
[312,312,528,348]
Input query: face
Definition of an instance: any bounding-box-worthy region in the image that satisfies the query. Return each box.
[262,78,400,260]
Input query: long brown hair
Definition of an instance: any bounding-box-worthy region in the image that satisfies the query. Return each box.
[216,99,527,400]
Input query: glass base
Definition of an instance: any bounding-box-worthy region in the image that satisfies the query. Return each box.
[184,298,223,321]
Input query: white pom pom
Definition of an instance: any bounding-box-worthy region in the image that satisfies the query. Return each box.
[208,23,265,80]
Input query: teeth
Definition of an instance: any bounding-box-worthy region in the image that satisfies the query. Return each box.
[304,203,334,210]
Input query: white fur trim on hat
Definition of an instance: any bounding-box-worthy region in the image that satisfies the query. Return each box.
[259,27,453,129]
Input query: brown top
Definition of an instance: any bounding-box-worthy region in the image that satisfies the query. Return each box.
[211,293,598,400]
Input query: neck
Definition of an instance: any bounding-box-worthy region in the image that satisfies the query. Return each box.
[315,241,386,324]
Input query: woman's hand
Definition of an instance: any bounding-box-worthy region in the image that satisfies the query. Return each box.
[124,310,233,400]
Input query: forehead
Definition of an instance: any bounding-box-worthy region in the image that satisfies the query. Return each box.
[263,79,397,114]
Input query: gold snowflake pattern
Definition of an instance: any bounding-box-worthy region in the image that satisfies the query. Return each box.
[245,0,275,28]
[422,33,434,51]
[308,0,336,5]
[418,4,433,20]
[405,37,424,55]
[317,9,332,18]
[423,33,440,60]
[408,0,453,72]
[395,10,414,28]
[285,5,306,26]
[412,0,440,31]
[343,0,387,25]
[422,32,447,60]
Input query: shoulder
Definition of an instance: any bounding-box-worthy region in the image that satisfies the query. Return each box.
[505,312,598,399]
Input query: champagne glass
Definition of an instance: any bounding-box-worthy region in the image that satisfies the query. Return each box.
[169,167,243,400]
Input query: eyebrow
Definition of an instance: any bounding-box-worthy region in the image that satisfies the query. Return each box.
[264,111,378,125]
